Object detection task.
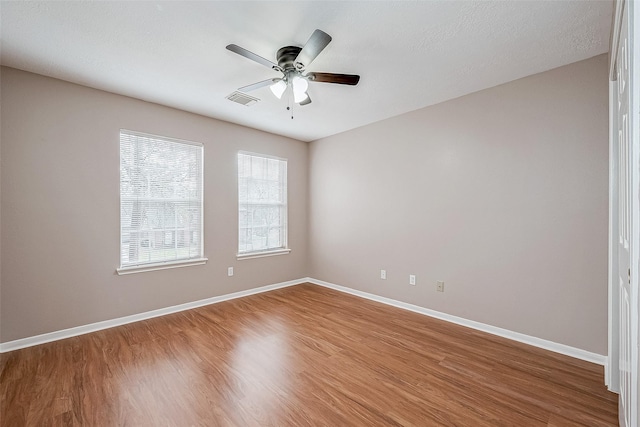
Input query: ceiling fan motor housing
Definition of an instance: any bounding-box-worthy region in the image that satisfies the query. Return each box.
[277,46,303,70]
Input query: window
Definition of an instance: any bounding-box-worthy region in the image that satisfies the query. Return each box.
[237,152,289,258]
[118,130,205,274]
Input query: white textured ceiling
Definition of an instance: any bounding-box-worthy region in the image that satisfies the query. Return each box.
[0,1,612,142]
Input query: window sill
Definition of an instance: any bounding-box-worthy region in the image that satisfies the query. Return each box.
[117,258,208,275]
[236,249,291,260]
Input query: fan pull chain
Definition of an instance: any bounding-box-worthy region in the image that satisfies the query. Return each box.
[287,86,294,119]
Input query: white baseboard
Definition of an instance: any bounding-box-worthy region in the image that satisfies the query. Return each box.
[0,277,609,367]
[305,277,607,366]
[0,278,305,353]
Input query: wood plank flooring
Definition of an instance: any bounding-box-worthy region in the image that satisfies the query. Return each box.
[1,283,618,426]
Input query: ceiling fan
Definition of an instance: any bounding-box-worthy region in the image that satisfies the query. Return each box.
[226,29,360,109]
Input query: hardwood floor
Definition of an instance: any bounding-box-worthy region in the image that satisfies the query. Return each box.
[1,283,617,426]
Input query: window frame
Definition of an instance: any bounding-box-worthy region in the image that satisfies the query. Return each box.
[117,129,207,275]
[237,151,290,260]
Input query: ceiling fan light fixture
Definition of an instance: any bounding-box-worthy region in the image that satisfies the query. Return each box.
[292,75,308,93]
[269,79,287,99]
[294,91,309,104]
[292,76,309,103]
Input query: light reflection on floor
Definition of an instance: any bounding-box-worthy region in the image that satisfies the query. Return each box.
[228,315,293,424]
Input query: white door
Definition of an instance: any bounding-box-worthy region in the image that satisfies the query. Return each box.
[617,15,632,420]
[613,1,637,425]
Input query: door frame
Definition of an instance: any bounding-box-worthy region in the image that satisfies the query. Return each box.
[609,69,620,394]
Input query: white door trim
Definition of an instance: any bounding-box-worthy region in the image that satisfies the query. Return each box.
[609,76,620,392]
[609,0,626,394]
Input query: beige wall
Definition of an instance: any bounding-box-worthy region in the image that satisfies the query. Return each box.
[309,55,609,355]
[0,67,308,342]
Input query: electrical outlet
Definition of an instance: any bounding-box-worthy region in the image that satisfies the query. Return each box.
[437,281,445,292]
[228,267,234,277]
[409,275,416,285]
[381,269,387,280]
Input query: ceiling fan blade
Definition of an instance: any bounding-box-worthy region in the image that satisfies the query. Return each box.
[238,78,279,92]
[300,94,312,106]
[226,44,281,71]
[307,72,360,85]
[294,29,332,68]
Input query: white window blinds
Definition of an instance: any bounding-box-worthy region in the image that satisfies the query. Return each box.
[238,152,288,255]
[120,130,203,269]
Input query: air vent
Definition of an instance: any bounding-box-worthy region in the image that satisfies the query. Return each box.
[226,91,259,106]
